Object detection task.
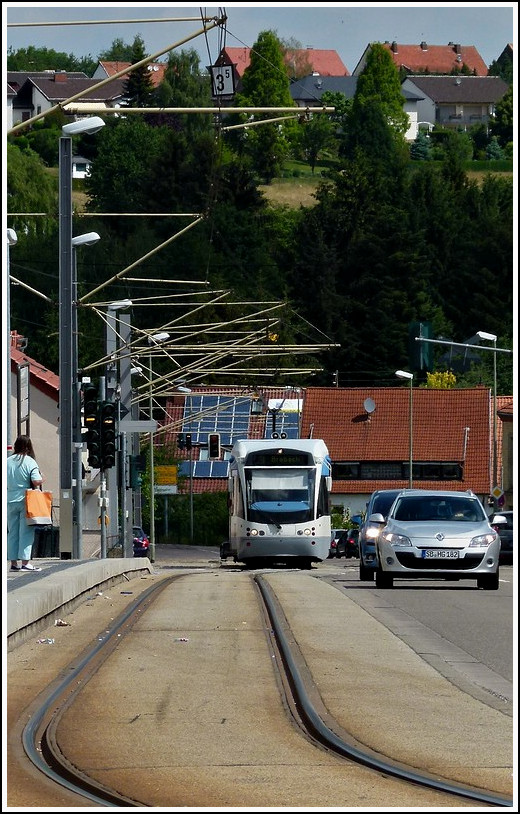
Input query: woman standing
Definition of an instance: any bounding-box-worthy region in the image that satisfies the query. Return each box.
[7,435,43,571]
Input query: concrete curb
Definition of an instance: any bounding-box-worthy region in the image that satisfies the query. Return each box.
[7,559,153,649]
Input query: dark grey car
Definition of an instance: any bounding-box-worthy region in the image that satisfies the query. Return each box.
[490,510,513,564]
[359,490,402,580]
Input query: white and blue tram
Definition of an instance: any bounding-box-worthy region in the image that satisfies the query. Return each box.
[222,439,332,568]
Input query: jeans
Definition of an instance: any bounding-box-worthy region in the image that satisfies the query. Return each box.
[7,500,36,561]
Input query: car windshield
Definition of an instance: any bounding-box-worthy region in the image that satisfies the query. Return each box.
[392,496,485,522]
[372,492,400,517]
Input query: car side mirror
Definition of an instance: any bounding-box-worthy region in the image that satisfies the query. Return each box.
[369,513,385,523]
[490,515,507,525]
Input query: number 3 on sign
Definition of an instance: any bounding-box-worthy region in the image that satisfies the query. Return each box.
[210,65,235,97]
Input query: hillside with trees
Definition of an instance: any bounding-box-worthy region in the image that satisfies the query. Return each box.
[6,33,513,395]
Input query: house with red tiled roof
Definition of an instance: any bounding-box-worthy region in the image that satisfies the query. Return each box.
[163,384,513,515]
[353,41,488,77]
[401,75,509,131]
[215,46,348,95]
[92,60,167,88]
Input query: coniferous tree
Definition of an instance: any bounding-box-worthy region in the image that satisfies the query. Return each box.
[123,35,155,107]
[236,30,296,183]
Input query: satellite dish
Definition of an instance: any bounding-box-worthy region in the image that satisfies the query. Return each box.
[364,398,376,415]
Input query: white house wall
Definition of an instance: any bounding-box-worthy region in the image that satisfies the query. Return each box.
[402,79,437,128]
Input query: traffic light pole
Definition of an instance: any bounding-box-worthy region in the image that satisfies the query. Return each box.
[98,377,108,559]
[189,443,194,545]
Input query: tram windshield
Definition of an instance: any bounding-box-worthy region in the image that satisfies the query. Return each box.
[245,468,315,523]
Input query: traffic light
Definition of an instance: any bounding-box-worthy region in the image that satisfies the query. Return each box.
[208,433,220,460]
[185,433,192,451]
[129,454,146,489]
[83,383,100,467]
[99,400,117,469]
[82,382,98,429]
[177,433,185,450]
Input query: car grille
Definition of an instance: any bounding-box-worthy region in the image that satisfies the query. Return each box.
[395,552,485,570]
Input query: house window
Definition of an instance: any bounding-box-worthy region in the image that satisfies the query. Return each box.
[332,461,463,481]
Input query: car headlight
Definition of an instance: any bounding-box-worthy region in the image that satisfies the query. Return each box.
[381,532,412,546]
[469,532,497,547]
[365,526,380,539]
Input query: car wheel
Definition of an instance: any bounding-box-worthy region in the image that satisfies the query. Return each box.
[359,563,374,581]
[375,568,393,588]
[477,571,499,590]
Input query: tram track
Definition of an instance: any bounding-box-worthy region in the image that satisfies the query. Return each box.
[18,567,513,808]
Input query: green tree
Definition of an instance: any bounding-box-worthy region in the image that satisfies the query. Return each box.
[6,142,56,236]
[7,44,96,75]
[486,136,505,160]
[123,35,155,107]
[352,43,409,134]
[153,48,213,138]
[98,38,135,62]
[410,131,432,161]
[236,30,296,183]
[489,84,513,148]
[488,51,513,84]
[299,112,333,172]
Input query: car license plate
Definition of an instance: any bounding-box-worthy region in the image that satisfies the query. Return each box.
[422,549,459,559]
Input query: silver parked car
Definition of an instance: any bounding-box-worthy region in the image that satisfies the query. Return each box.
[371,489,505,589]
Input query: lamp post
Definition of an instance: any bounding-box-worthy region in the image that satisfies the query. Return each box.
[59,116,104,558]
[395,370,414,488]
[71,232,100,560]
[477,331,498,491]
[147,332,170,562]
[6,228,17,455]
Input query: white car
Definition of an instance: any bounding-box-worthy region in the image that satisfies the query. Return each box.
[372,489,505,589]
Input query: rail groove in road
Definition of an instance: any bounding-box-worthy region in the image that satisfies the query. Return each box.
[19,569,513,808]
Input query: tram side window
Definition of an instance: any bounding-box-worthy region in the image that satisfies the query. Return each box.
[317,476,329,518]
[232,474,245,519]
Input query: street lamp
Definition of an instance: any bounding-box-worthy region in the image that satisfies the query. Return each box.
[477,331,498,492]
[147,332,170,562]
[59,116,105,558]
[6,228,17,455]
[395,370,414,488]
[71,231,100,560]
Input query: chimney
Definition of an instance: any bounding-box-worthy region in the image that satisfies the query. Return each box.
[54,70,67,82]
[391,41,398,53]
[454,43,461,54]
[420,41,428,51]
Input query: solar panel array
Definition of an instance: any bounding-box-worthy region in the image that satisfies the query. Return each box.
[179,394,252,478]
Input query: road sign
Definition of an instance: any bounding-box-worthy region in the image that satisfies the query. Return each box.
[154,485,177,495]
[155,465,177,485]
[492,486,504,500]
[119,419,157,432]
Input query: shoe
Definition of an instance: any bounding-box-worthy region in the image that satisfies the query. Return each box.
[10,565,21,571]
[21,564,42,572]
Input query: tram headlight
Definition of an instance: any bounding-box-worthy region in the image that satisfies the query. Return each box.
[250,528,258,536]
[303,528,311,535]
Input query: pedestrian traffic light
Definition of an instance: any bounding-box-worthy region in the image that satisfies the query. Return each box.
[208,433,220,460]
[100,400,117,469]
[177,433,185,450]
[129,454,146,489]
[185,433,192,451]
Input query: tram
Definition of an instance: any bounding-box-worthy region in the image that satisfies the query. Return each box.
[221,438,332,568]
